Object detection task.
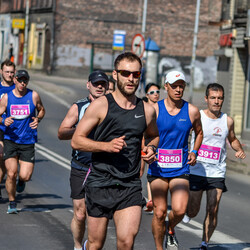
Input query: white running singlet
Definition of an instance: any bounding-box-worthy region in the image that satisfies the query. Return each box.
[190,110,228,178]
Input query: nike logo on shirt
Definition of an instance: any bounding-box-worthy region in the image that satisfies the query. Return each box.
[135,114,144,118]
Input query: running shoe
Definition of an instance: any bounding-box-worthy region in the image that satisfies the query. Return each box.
[165,232,178,250]
[16,179,26,193]
[144,200,153,212]
[7,201,18,214]
[182,214,191,223]
[82,240,88,250]
[200,244,208,250]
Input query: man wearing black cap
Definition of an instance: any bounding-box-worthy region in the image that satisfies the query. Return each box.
[0,69,45,214]
[58,70,108,250]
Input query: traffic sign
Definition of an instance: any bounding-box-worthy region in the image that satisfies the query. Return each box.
[113,30,126,51]
[131,34,145,58]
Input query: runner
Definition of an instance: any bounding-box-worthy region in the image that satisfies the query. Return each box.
[143,82,161,212]
[183,83,246,250]
[71,52,159,250]
[106,76,116,94]
[147,70,203,250]
[58,70,108,250]
[0,59,16,199]
[0,69,45,214]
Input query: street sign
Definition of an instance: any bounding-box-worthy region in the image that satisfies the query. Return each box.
[131,34,145,58]
[113,30,126,51]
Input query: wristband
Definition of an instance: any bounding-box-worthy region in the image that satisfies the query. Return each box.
[191,150,198,157]
[36,117,41,123]
[148,145,157,154]
[1,117,5,125]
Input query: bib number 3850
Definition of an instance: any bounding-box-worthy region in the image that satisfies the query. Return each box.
[158,148,183,168]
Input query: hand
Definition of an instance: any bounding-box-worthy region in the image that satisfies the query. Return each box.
[4,116,14,127]
[107,135,127,153]
[235,150,246,159]
[141,146,157,164]
[187,152,197,166]
[29,117,39,129]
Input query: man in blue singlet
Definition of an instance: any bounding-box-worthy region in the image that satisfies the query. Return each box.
[0,69,45,214]
[0,59,16,199]
[72,52,159,250]
[148,70,203,250]
[58,70,108,250]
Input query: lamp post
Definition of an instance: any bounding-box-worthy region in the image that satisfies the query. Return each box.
[23,0,29,67]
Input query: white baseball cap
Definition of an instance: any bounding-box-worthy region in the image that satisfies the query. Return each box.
[165,71,186,84]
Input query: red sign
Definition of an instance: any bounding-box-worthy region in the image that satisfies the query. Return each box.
[131,34,145,58]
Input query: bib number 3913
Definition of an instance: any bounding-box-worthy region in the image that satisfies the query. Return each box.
[158,148,183,168]
[197,144,221,164]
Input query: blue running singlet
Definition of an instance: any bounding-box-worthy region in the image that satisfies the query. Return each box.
[148,99,192,177]
[4,89,37,144]
[0,83,15,132]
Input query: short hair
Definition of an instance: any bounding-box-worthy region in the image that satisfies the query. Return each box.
[206,83,224,97]
[145,82,160,94]
[1,59,15,70]
[114,52,142,70]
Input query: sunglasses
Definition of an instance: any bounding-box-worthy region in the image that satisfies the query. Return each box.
[16,78,29,84]
[147,90,160,95]
[116,70,141,79]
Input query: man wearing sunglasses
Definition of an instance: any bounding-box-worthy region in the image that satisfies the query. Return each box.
[0,59,16,199]
[58,70,108,250]
[72,52,159,250]
[0,69,45,214]
[147,70,203,250]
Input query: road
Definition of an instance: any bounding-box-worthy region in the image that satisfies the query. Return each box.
[0,73,249,250]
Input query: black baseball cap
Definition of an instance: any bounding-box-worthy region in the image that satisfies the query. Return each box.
[88,70,108,84]
[15,70,30,81]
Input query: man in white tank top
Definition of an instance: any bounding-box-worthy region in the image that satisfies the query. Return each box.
[183,83,246,250]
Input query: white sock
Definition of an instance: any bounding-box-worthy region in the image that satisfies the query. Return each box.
[74,248,82,250]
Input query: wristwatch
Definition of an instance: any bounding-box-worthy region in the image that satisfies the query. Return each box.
[148,145,157,154]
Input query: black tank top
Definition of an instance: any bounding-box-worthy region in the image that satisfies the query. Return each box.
[88,93,147,187]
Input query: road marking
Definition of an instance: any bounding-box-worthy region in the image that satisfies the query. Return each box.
[176,220,248,249]
[35,143,71,170]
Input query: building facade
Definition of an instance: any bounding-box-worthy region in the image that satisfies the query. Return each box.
[0,0,222,84]
[215,0,250,137]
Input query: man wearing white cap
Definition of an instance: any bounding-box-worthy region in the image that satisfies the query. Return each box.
[147,70,203,249]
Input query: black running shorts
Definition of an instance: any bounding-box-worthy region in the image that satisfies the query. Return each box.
[0,129,4,141]
[86,185,145,219]
[3,140,35,163]
[70,167,89,199]
[189,174,227,192]
[147,173,189,183]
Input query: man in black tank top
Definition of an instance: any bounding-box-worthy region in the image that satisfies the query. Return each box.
[72,52,159,250]
[58,71,108,250]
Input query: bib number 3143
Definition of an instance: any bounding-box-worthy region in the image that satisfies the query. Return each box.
[158,148,183,168]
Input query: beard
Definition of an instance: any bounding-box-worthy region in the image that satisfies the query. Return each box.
[2,75,13,84]
[116,76,139,97]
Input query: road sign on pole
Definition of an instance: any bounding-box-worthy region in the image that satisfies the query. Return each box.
[113,30,126,51]
[131,34,145,58]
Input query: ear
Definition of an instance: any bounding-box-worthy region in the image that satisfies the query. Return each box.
[112,70,117,81]
[86,81,90,90]
[205,95,208,103]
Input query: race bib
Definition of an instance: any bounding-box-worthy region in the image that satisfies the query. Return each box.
[10,104,30,119]
[158,148,183,168]
[197,144,221,164]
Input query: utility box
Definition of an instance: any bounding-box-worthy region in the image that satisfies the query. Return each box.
[144,38,160,84]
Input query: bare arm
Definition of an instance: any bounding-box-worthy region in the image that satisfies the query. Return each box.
[58,104,78,140]
[227,116,246,159]
[71,97,127,153]
[30,91,45,129]
[0,94,14,126]
[141,102,159,164]
[188,104,203,165]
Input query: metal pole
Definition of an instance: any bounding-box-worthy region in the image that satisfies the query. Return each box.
[189,0,201,103]
[23,0,29,67]
[141,0,148,36]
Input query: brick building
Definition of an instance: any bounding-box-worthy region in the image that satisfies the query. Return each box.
[0,0,222,82]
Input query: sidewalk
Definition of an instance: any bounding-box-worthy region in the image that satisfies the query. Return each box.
[29,70,250,176]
